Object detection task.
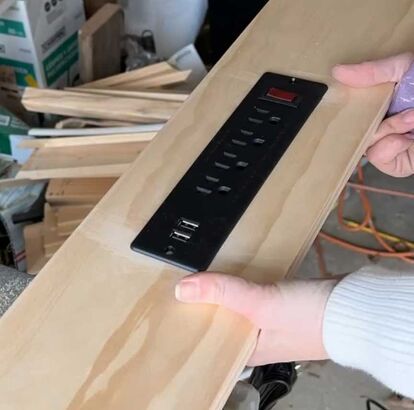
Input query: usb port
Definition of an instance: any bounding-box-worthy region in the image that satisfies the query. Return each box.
[171,229,191,243]
[179,218,200,231]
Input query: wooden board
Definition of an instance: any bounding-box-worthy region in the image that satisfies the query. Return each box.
[17,142,145,179]
[115,70,192,90]
[19,133,155,149]
[23,223,48,275]
[22,88,181,123]
[55,205,94,227]
[42,205,68,257]
[46,178,116,205]
[79,4,123,83]
[1,0,414,408]
[79,61,174,89]
[66,87,189,102]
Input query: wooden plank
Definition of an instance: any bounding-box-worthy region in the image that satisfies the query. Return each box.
[79,61,174,89]
[23,223,48,275]
[22,88,181,123]
[56,221,80,237]
[79,4,123,83]
[17,142,144,180]
[42,205,68,257]
[1,0,414,408]
[29,124,164,137]
[65,87,189,102]
[114,69,192,90]
[19,133,155,149]
[55,205,94,227]
[0,178,46,189]
[46,178,116,206]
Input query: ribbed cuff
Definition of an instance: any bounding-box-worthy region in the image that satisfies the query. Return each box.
[323,266,414,399]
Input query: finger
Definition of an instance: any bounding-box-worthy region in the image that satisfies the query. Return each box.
[367,139,414,177]
[175,273,279,326]
[370,108,414,146]
[332,52,414,87]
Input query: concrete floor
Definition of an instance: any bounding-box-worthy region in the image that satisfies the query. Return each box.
[0,164,413,409]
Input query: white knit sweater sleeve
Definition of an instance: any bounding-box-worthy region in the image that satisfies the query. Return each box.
[323,266,414,399]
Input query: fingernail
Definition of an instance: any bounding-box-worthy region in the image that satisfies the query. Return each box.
[175,279,200,302]
[402,110,414,123]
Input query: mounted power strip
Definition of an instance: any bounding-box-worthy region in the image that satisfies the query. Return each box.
[131,72,327,271]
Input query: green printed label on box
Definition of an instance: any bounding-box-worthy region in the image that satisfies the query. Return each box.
[0,19,26,38]
[0,57,36,87]
[43,32,78,86]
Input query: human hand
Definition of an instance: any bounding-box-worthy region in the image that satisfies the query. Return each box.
[333,52,414,177]
[175,273,337,366]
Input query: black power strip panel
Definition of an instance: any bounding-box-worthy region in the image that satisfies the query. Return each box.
[131,73,327,271]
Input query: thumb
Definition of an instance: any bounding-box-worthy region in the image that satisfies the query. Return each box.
[175,273,277,326]
[332,52,414,87]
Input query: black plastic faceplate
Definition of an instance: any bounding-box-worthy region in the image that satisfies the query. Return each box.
[131,72,328,271]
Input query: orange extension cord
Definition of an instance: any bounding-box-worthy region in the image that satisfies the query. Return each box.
[316,162,414,276]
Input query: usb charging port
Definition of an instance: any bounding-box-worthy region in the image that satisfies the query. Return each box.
[179,218,200,231]
[171,229,192,243]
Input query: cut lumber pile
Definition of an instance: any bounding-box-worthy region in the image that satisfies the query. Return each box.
[24,177,116,273]
[22,61,191,124]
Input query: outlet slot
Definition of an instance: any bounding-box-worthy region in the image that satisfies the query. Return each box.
[196,186,212,195]
[223,151,237,159]
[253,138,266,145]
[215,161,231,170]
[232,138,247,147]
[206,175,220,183]
[240,129,254,136]
[248,117,264,124]
[255,106,270,114]
[236,161,249,169]
[218,186,232,194]
[131,72,327,271]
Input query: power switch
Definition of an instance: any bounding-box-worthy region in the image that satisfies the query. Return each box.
[264,87,300,107]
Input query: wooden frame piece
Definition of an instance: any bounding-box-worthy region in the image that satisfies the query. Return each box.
[79,61,175,89]
[79,3,123,83]
[22,88,181,123]
[17,142,145,180]
[1,1,413,408]
[19,133,155,149]
[46,178,116,205]
[65,87,189,102]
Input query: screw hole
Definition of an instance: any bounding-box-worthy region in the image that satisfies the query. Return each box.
[165,246,175,256]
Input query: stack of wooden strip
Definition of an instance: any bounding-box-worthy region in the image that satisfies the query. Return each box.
[23,177,116,274]
[22,62,190,123]
[18,61,193,273]
[17,133,154,180]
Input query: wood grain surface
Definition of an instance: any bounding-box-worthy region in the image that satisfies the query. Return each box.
[22,88,181,123]
[1,0,414,409]
[17,142,145,179]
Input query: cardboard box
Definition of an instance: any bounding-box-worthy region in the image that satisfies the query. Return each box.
[0,0,85,89]
[0,105,28,157]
